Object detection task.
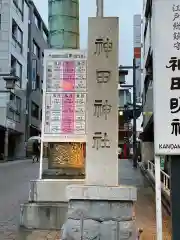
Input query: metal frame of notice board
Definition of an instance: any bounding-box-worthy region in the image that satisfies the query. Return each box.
[39,49,87,179]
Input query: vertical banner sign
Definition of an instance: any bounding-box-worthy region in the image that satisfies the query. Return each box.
[153,0,180,154]
[86,17,119,185]
[133,14,142,103]
[42,49,87,142]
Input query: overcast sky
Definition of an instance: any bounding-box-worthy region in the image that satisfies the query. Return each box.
[33,0,142,66]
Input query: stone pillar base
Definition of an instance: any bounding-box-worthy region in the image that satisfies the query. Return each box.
[61,185,137,240]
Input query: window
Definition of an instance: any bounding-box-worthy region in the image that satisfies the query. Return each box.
[32,59,37,90]
[13,0,24,20]
[7,93,21,122]
[10,92,15,101]
[12,19,23,53]
[16,96,21,112]
[16,61,22,84]
[0,14,1,30]
[34,14,41,29]
[11,55,22,87]
[36,74,40,89]
[33,40,40,58]
[14,112,20,122]
[40,109,42,120]
[31,101,39,119]
[7,108,14,120]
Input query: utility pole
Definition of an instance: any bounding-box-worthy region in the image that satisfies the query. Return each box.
[133,58,137,168]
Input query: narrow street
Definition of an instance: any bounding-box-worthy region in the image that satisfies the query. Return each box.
[0,159,172,239]
[0,160,39,239]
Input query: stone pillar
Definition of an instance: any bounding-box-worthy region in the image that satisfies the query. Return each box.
[62,185,137,240]
[61,17,137,239]
[4,128,8,161]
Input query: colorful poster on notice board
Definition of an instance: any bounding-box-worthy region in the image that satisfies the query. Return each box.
[42,49,87,142]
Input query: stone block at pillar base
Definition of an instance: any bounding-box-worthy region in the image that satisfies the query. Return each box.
[61,219,136,240]
[20,202,67,230]
[66,184,137,201]
[20,180,85,230]
[29,179,85,202]
[61,185,137,240]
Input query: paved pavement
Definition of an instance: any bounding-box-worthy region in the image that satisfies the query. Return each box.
[0,159,171,239]
[119,159,171,239]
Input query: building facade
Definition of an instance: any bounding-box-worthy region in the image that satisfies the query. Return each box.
[118,70,132,159]
[141,0,170,173]
[141,0,154,165]
[26,0,49,140]
[0,0,29,160]
[0,0,48,160]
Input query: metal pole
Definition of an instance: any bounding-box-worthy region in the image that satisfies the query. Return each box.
[155,155,163,240]
[133,58,137,167]
[170,156,180,239]
[39,137,43,179]
[96,0,104,17]
[25,3,33,143]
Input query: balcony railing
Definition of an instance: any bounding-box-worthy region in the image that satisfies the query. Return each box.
[147,160,170,196]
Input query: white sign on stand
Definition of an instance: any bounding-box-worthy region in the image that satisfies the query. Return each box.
[86,17,119,186]
[42,49,87,143]
[39,49,87,178]
[151,1,180,239]
[153,0,180,155]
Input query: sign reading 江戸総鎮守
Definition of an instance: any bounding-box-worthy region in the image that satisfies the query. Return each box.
[153,0,180,154]
[41,49,87,143]
[86,17,119,185]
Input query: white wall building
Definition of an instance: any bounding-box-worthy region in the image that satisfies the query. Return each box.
[141,0,154,165]
[0,0,29,159]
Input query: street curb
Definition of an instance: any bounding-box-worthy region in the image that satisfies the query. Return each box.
[138,163,171,215]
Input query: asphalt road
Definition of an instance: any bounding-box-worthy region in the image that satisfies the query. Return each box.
[0,160,39,238]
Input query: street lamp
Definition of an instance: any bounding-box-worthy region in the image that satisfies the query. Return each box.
[0,71,19,91]
[0,73,20,161]
[4,75,19,90]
